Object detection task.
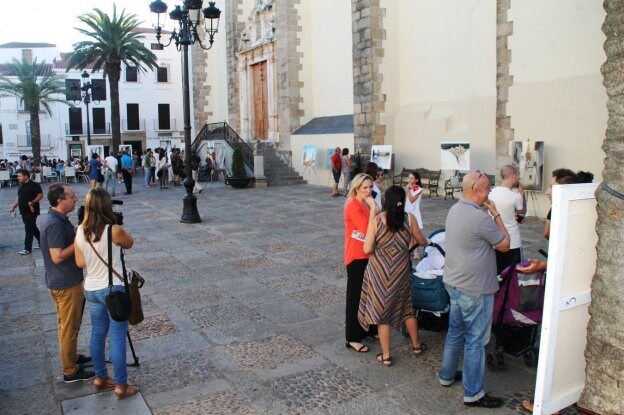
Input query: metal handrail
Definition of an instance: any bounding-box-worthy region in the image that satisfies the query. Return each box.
[192,122,254,172]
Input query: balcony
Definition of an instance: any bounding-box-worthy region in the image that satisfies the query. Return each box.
[17,134,52,149]
[153,118,179,131]
[65,123,111,136]
[122,119,146,132]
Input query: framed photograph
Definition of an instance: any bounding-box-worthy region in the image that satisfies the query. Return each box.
[119,144,132,155]
[441,142,470,171]
[511,140,545,191]
[87,145,104,160]
[302,145,317,167]
[371,145,392,170]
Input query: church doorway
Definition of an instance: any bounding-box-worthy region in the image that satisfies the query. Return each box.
[252,60,269,140]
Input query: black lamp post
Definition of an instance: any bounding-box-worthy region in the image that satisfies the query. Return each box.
[150,0,221,224]
[75,70,96,146]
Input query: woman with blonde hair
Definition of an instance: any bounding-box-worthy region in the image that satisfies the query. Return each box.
[344,173,379,353]
[74,188,137,399]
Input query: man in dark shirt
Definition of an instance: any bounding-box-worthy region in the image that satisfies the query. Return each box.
[40,184,94,383]
[8,169,43,255]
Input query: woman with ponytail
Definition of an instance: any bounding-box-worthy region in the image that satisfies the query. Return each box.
[358,185,429,366]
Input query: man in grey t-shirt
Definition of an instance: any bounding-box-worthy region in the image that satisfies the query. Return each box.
[40,184,94,383]
[438,171,510,409]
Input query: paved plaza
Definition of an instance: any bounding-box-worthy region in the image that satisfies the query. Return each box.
[0,177,575,414]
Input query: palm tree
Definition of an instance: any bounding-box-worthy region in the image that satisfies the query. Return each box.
[0,58,69,167]
[577,1,624,413]
[65,4,158,152]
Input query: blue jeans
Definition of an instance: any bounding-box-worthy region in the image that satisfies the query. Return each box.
[85,286,129,385]
[439,284,493,402]
[144,167,152,185]
[104,170,116,195]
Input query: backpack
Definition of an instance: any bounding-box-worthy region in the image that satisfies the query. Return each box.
[84,164,91,174]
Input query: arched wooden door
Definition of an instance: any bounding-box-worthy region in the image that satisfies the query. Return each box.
[251,61,268,140]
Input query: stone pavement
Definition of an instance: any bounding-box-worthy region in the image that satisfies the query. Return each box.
[0,178,575,414]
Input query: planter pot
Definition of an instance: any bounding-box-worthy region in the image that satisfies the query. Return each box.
[226,176,253,189]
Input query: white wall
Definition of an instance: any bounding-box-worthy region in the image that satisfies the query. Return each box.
[381,0,497,178]
[291,133,354,188]
[508,0,607,217]
[298,0,354,125]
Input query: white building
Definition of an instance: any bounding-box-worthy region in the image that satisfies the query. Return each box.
[0,28,184,162]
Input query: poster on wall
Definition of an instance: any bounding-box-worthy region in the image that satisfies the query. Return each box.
[302,145,317,167]
[87,145,104,160]
[441,142,470,171]
[371,145,392,170]
[511,140,545,191]
[326,148,336,170]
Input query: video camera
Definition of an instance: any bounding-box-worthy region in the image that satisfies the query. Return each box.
[77,199,124,225]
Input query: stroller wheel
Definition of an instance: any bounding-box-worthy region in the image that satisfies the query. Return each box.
[523,349,538,367]
[486,353,497,371]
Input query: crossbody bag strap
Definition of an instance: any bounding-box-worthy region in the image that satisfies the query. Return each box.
[86,225,124,284]
[107,225,113,287]
[119,244,131,293]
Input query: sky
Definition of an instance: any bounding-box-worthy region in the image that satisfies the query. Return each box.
[0,0,157,52]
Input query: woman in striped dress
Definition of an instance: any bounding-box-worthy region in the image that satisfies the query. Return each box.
[358,185,429,366]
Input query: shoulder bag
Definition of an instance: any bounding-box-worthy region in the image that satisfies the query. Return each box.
[88,226,144,324]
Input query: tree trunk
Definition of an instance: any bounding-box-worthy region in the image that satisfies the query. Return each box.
[29,105,41,168]
[109,68,121,152]
[577,1,624,414]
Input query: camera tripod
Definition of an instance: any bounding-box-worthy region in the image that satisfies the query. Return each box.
[81,298,140,367]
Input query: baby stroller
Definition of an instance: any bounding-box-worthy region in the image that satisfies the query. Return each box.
[487,263,545,371]
[410,229,449,332]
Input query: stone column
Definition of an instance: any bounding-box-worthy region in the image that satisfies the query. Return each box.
[191,36,211,135]
[274,0,303,150]
[225,0,244,133]
[496,0,514,175]
[352,0,386,160]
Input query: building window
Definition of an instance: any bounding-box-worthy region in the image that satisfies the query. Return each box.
[126,66,138,82]
[92,79,107,101]
[158,104,170,130]
[126,104,140,130]
[92,108,106,134]
[68,108,83,135]
[157,66,168,83]
[65,79,81,101]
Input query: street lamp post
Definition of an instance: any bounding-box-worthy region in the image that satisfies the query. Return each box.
[75,70,95,146]
[149,0,221,224]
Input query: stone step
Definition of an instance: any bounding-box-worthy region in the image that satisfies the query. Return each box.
[268,180,308,186]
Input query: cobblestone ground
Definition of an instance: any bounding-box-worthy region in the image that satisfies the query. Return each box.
[0,178,578,414]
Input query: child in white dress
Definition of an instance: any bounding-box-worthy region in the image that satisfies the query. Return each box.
[405,172,424,259]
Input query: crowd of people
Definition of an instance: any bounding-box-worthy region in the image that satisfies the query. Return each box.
[3,146,595,409]
[340,159,594,410]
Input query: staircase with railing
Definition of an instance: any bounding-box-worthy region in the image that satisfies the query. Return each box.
[192,122,254,173]
[192,122,306,186]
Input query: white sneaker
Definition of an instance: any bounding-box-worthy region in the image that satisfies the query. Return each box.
[18,249,31,255]
[33,243,40,250]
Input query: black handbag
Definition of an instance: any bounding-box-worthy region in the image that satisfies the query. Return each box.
[90,226,131,322]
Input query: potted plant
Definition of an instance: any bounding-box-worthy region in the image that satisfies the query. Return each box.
[226,147,253,188]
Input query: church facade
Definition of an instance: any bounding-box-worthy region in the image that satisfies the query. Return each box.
[192,0,606,212]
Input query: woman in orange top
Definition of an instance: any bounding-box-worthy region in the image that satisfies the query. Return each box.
[344,173,379,352]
